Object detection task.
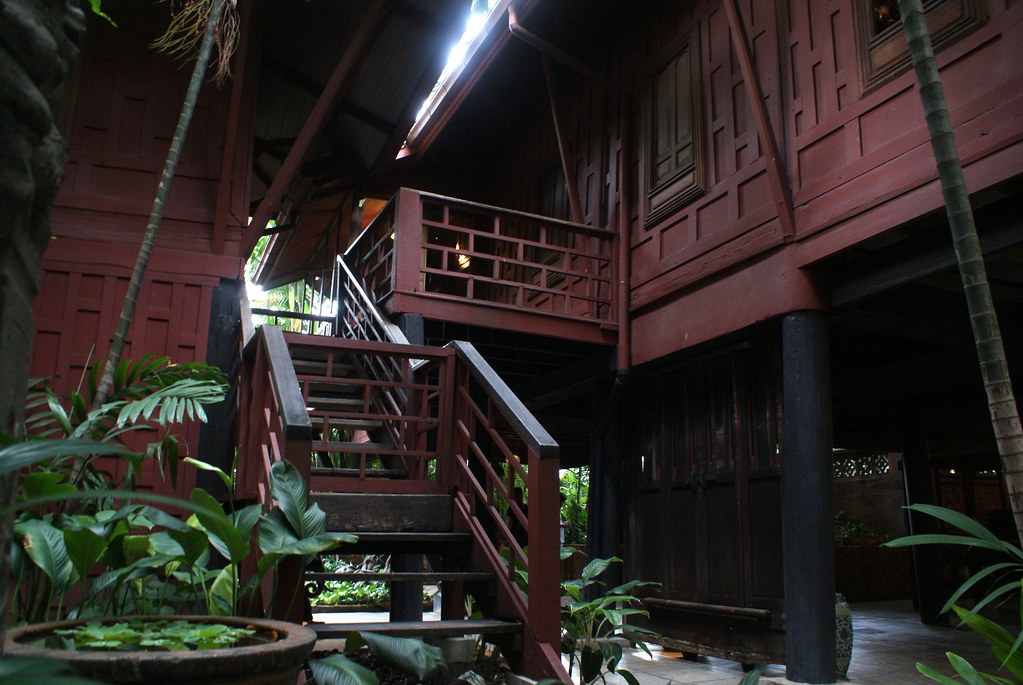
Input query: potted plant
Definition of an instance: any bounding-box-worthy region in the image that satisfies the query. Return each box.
[1,358,351,683]
[559,556,659,685]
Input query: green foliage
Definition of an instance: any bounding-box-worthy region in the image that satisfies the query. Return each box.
[0,656,104,685]
[24,356,228,495]
[84,0,116,26]
[10,460,354,624]
[53,619,255,652]
[560,556,660,685]
[311,653,381,685]
[560,467,588,545]
[351,632,449,681]
[885,504,1023,683]
[833,509,879,545]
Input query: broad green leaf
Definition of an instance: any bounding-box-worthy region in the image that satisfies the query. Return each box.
[310,654,380,685]
[885,533,1008,555]
[580,556,622,583]
[738,667,763,685]
[947,652,988,685]
[168,528,210,566]
[208,564,238,616]
[916,658,975,685]
[189,487,249,564]
[20,471,76,500]
[618,669,643,685]
[580,644,603,684]
[0,439,135,476]
[17,518,75,593]
[62,528,108,583]
[358,631,448,681]
[184,457,234,493]
[270,460,308,535]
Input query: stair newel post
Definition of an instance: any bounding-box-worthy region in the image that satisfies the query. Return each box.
[394,188,422,296]
[525,447,562,670]
[436,350,457,491]
[451,360,472,499]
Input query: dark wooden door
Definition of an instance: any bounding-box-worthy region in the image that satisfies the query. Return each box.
[626,341,784,614]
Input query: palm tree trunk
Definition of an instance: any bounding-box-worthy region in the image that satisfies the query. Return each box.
[92,0,227,407]
[898,0,1023,546]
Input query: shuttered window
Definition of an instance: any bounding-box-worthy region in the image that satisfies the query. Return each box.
[647,37,704,223]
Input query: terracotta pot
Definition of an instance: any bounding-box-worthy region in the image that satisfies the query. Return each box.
[4,615,316,685]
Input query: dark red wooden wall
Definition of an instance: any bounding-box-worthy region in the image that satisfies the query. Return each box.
[30,1,254,497]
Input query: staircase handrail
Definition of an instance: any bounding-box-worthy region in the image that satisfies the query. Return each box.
[336,254,410,347]
[447,341,557,458]
[446,340,566,682]
[238,325,313,501]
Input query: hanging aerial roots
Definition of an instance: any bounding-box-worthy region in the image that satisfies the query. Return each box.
[153,0,239,85]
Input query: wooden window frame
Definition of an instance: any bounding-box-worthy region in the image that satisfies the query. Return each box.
[645,33,705,227]
[853,0,987,93]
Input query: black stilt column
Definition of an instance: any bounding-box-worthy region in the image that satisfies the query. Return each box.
[901,423,947,625]
[782,311,836,684]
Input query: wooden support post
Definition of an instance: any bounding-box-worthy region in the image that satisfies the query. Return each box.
[589,377,625,587]
[901,423,948,625]
[390,553,425,623]
[782,310,835,684]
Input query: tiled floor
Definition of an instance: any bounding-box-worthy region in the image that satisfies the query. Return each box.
[615,600,1010,685]
[315,600,1012,685]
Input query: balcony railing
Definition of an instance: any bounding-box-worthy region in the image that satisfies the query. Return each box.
[346,188,617,331]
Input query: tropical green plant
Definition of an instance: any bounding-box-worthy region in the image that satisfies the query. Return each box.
[0,654,103,685]
[26,355,228,498]
[10,459,351,624]
[52,619,256,652]
[560,467,588,545]
[559,556,659,685]
[310,631,449,685]
[885,503,1023,683]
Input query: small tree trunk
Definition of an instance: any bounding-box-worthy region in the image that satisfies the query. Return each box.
[92,0,226,407]
[898,0,1023,547]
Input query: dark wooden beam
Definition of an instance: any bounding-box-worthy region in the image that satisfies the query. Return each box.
[243,0,389,256]
[782,311,835,683]
[722,0,795,239]
[212,0,254,257]
[832,211,1023,307]
[543,57,584,225]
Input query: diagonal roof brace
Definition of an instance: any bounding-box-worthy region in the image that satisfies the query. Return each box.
[242,0,389,256]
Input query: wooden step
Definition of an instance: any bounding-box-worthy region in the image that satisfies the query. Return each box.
[314,440,396,453]
[305,571,492,583]
[292,359,355,377]
[310,619,521,642]
[311,467,409,478]
[310,416,385,432]
[307,398,365,411]
[312,494,453,533]
[330,532,472,555]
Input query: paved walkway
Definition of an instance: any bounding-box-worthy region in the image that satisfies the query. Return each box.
[614,600,1009,685]
[315,600,1011,685]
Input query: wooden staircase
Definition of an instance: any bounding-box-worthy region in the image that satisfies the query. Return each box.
[306,493,522,655]
[238,316,568,680]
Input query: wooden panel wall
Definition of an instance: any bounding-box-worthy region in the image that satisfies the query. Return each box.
[623,0,786,310]
[29,0,254,496]
[788,0,1023,245]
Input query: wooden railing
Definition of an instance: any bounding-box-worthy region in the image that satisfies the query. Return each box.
[346,187,616,327]
[237,325,313,501]
[446,340,565,681]
[238,270,566,678]
[283,333,455,495]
